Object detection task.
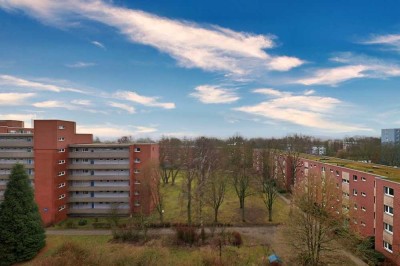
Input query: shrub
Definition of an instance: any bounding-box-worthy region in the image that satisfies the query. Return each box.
[175,226,198,245]
[113,228,141,242]
[65,220,76,229]
[228,231,242,247]
[92,222,111,229]
[78,219,87,226]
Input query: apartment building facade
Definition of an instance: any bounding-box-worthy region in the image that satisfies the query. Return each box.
[382,128,400,145]
[0,120,159,226]
[283,155,400,264]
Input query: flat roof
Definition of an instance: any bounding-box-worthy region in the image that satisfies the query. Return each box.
[301,154,400,182]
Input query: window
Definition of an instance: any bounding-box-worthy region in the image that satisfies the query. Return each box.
[353,189,358,196]
[58,148,65,153]
[58,125,65,130]
[353,175,358,181]
[58,182,66,188]
[134,169,140,174]
[384,205,394,216]
[134,158,141,163]
[134,147,141,152]
[361,177,366,182]
[384,241,393,253]
[58,171,66,176]
[361,192,366,197]
[354,204,358,210]
[58,160,65,164]
[343,192,350,198]
[384,222,393,234]
[58,205,66,211]
[342,179,349,184]
[361,221,366,227]
[384,186,394,197]
[361,206,366,212]
[336,170,340,177]
[58,194,66,200]
[58,137,65,141]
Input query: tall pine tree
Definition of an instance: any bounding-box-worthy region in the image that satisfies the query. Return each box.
[0,164,45,266]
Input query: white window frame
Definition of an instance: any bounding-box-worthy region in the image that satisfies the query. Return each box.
[58,137,65,141]
[58,125,65,130]
[58,160,66,164]
[58,205,66,211]
[58,194,66,200]
[58,148,65,153]
[353,189,358,196]
[361,192,366,197]
[384,241,393,253]
[384,205,394,216]
[384,222,393,234]
[361,177,366,181]
[384,186,394,197]
[58,171,66,176]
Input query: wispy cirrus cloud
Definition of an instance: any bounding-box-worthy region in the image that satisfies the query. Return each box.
[66,61,96,68]
[0,0,303,76]
[190,85,239,104]
[114,91,175,109]
[362,34,400,50]
[71,99,92,106]
[108,101,136,114]
[32,100,105,113]
[235,88,370,132]
[0,74,85,93]
[0,92,36,105]
[295,53,400,86]
[91,40,105,49]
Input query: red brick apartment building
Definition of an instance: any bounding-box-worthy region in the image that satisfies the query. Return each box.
[0,120,159,226]
[277,153,400,264]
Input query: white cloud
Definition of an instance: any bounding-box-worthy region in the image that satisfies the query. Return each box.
[303,89,315,95]
[91,40,105,49]
[66,61,96,68]
[32,100,66,108]
[190,85,239,104]
[297,65,367,86]
[0,92,35,105]
[135,126,157,134]
[0,0,303,75]
[114,91,175,109]
[235,90,370,132]
[362,34,400,50]
[252,88,290,97]
[108,101,136,114]
[267,56,304,71]
[0,74,85,93]
[71,99,92,106]
[296,54,400,86]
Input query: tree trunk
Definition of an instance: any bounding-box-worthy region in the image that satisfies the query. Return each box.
[241,198,245,222]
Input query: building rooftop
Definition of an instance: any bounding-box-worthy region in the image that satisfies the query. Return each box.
[301,154,400,182]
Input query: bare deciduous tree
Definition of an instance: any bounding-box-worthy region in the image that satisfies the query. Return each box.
[286,171,344,265]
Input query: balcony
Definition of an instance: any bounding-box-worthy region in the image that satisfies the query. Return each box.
[68,151,130,159]
[0,174,34,179]
[0,152,33,158]
[0,140,33,147]
[68,164,130,170]
[67,208,130,215]
[68,186,130,192]
[68,197,130,203]
[68,175,130,181]
[0,163,34,169]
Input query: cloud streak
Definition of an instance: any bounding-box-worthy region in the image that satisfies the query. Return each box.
[190,85,239,104]
[296,54,400,86]
[0,0,303,76]
[66,61,96,68]
[0,74,85,93]
[114,91,175,109]
[0,92,36,105]
[235,89,370,132]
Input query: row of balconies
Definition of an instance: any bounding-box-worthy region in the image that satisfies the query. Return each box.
[68,151,130,159]
[69,181,130,187]
[68,186,130,192]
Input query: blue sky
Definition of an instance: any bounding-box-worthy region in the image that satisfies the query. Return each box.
[1,0,400,140]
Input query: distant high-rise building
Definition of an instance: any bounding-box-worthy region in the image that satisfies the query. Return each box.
[381,128,400,145]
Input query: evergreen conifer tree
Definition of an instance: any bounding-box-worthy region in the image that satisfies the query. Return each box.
[0,164,45,266]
